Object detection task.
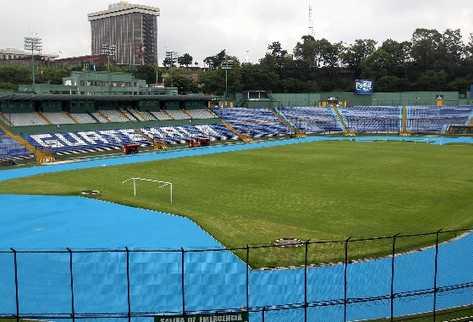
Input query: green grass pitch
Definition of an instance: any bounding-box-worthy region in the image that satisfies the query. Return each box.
[1,141,472,267]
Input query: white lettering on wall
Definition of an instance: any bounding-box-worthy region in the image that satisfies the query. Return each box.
[30,134,65,148]
[119,129,145,142]
[99,130,124,144]
[77,132,110,145]
[55,133,87,147]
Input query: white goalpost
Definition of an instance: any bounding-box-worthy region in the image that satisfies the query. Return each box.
[122,177,173,204]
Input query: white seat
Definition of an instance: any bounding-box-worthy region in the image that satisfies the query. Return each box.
[42,113,76,125]
[70,113,97,124]
[3,113,48,126]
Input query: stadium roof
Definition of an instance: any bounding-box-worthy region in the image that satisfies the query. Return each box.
[0,94,212,102]
[88,1,160,21]
[0,48,58,59]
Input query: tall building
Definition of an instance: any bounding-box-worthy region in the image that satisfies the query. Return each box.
[88,1,160,66]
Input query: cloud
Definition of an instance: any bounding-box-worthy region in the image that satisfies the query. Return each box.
[0,0,472,64]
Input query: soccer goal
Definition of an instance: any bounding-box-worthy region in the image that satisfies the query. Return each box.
[122,177,173,204]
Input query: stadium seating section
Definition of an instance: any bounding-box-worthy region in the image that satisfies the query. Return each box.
[26,125,238,156]
[407,106,473,133]
[0,109,217,126]
[214,108,292,138]
[279,107,343,133]
[1,106,473,163]
[0,131,33,162]
[339,106,402,133]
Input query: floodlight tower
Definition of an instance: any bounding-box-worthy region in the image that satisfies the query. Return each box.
[165,50,178,86]
[222,56,233,100]
[24,36,42,91]
[101,44,117,72]
[307,0,315,37]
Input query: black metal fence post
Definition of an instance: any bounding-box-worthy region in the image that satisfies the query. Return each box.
[246,245,250,313]
[304,241,309,322]
[344,237,351,322]
[11,248,20,322]
[262,307,265,322]
[181,248,186,315]
[67,248,76,322]
[125,248,132,322]
[390,235,399,322]
[433,230,441,322]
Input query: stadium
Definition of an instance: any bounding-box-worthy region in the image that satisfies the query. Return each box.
[0,89,473,322]
[1,1,473,321]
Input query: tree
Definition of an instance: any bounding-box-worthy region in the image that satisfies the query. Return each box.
[466,33,473,59]
[131,65,156,84]
[363,40,411,80]
[163,57,176,68]
[294,35,318,69]
[440,29,464,66]
[240,63,279,90]
[204,50,227,69]
[415,70,449,91]
[163,68,199,93]
[294,36,343,71]
[411,28,443,71]
[341,39,377,77]
[178,53,193,67]
[260,41,290,70]
[319,40,343,69]
[375,75,404,92]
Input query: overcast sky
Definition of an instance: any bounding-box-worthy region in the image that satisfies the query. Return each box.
[1,0,472,64]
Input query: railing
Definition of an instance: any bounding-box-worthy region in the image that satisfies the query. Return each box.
[0,228,472,321]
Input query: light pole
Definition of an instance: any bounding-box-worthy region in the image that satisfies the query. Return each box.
[101,44,117,72]
[222,57,233,100]
[24,36,42,92]
[165,51,178,87]
[156,18,160,85]
[101,44,117,95]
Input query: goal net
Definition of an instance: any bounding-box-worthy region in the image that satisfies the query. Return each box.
[122,177,173,204]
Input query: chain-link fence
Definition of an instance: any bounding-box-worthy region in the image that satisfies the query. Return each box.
[0,228,472,322]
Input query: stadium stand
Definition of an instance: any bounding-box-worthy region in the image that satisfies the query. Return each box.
[279,107,343,134]
[90,112,110,123]
[186,109,217,120]
[71,113,98,124]
[99,109,130,123]
[339,106,402,133]
[25,125,238,156]
[214,107,292,138]
[0,130,33,162]
[407,106,473,133]
[1,113,49,126]
[42,112,76,125]
[151,111,173,121]
[127,108,156,121]
[166,110,191,120]
[2,105,473,162]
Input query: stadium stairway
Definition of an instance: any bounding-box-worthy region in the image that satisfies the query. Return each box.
[138,128,167,150]
[221,121,252,143]
[400,106,410,135]
[468,111,473,126]
[0,119,55,163]
[331,106,352,135]
[37,111,52,125]
[97,110,112,123]
[119,109,134,121]
[87,112,101,123]
[66,112,80,124]
[182,109,193,119]
[273,108,302,135]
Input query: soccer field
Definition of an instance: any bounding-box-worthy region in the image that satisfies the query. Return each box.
[1,141,472,267]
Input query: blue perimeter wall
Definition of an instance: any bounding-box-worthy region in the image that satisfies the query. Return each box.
[0,136,472,321]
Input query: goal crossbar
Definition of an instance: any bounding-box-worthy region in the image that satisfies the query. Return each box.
[122,177,173,204]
